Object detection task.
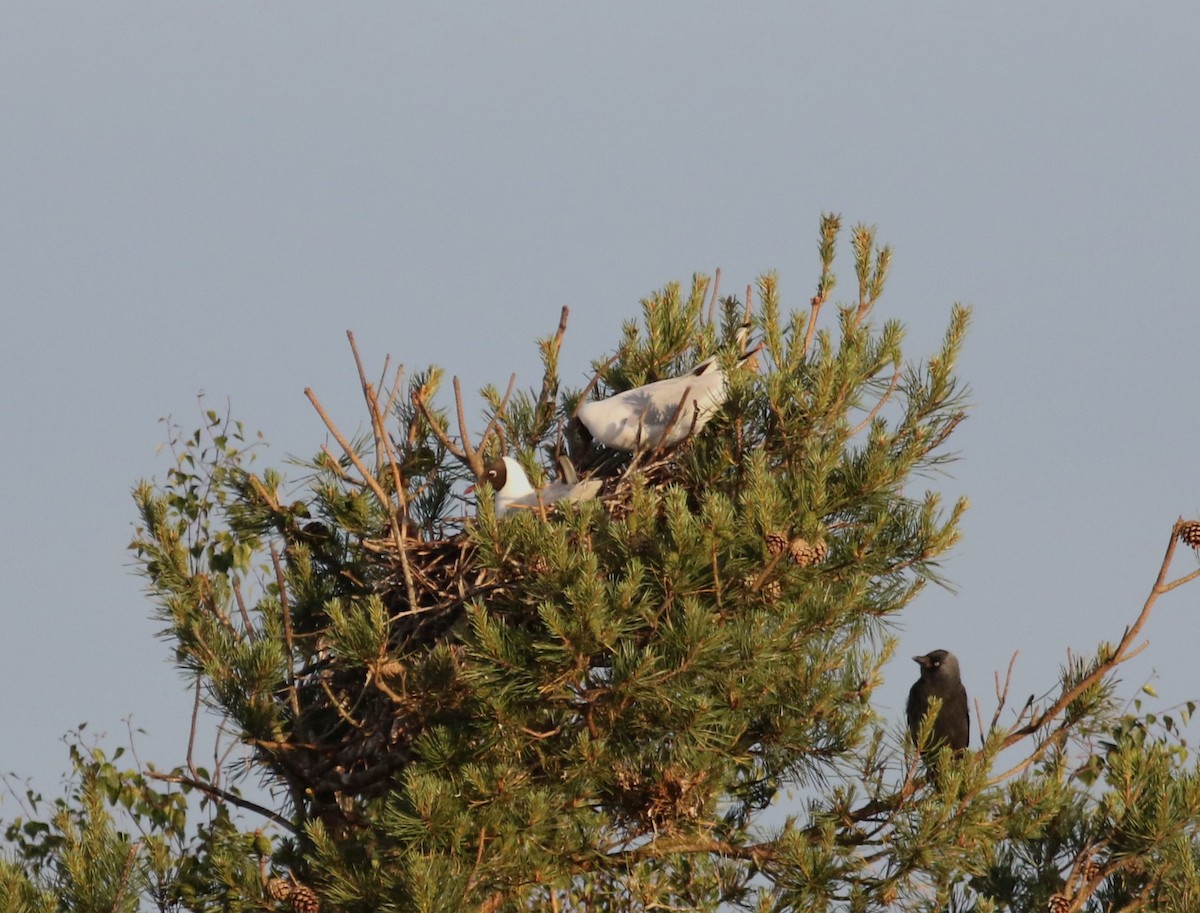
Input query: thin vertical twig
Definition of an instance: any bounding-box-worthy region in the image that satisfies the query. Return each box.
[271,545,302,721]
[345,331,419,612]
[186,677,202,780]
[705,267,722,326]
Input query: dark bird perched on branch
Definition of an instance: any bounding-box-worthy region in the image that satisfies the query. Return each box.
[907,649,970,760]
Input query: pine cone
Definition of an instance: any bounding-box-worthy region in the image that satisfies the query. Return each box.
[765,530,789,557]
[1047,894,1070,913]
[1178,521,1200,549]
[375,659,405,679]
[789,537,828,567]
[1081,857,1101,884]
[762,579,782,604]
[265,878,292,902]
[289,883,320,913]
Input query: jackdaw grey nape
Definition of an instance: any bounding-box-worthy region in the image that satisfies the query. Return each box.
[906,649,969,756]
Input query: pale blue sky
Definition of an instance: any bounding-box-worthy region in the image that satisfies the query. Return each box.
[2,4,1198,797]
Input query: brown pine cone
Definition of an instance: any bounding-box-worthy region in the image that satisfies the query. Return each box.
[762,579,782,604]
[289,883,320,913]
[1047,894,1070,913]
[265,878,292,902]
[1081,857,1102,884]
[1178,521,1200,549]
[765,530,789,557]
[789,537,829,567]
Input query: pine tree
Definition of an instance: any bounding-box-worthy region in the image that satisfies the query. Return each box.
[4,216,1200,912]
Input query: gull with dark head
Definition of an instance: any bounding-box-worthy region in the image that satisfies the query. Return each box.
[475,456,602,518]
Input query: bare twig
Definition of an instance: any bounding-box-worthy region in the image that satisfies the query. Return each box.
[305,387,392,509]
[572,352,622,418]
[989,651,1020,733]
[147,770,298,833]
[538,307,570,399]
[848,369,901,438]
[412,374,517,481]
[646,383,695,458]
[705,268,722,326]
[186,677,202,781]
[232,579,255,642]
[993,520,1196,766]
[345,331,419,611]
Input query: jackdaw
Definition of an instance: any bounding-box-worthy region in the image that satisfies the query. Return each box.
[906,649,969,758]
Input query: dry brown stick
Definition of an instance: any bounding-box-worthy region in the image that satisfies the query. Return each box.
[186,677,203,781]
[452,376,477,471]
[645,383,696,460]
[232,579,256,642]
[305,387,392,508]
[317,677,366,730]
[465,826,489,894]
[414,374,516,479]
[572,352,621,418]
[347,330,387,476]
[454,373,518,478]
[532,306,570,429]
[802,294,824,358]
[705,267,722,326]
[271,545,302,722]
[848,369,901,438]
[412,386,469,461]
[148,770,298,832]
[345,331,420,611]
[991,652,1017,728]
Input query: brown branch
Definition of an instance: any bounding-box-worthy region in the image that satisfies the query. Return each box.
[996,520,1194,759]
[572,352,622,418]
[646,383,695,458]
[989,651,1022,733]
[147,770,298,833]
[346,330,386,477]
[458,373,518,478]
[186,677,202,781]
[345,331,419,611]
[802,291,826,360]
[705,267,722,326]
[465,826,489,893]
[413,374,516,481]
[412,385,468,461]
[848,369,901,438]
[231,579,256,642]
[532,307,570,436]
[305,387,392,509]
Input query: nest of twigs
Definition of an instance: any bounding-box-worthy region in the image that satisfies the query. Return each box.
[275,461,690,832]
[268,310,735,833]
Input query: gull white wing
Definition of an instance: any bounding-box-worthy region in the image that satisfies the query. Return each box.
[576,358,728,452]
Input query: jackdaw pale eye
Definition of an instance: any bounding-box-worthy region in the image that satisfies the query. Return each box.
[906,649,970,759]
